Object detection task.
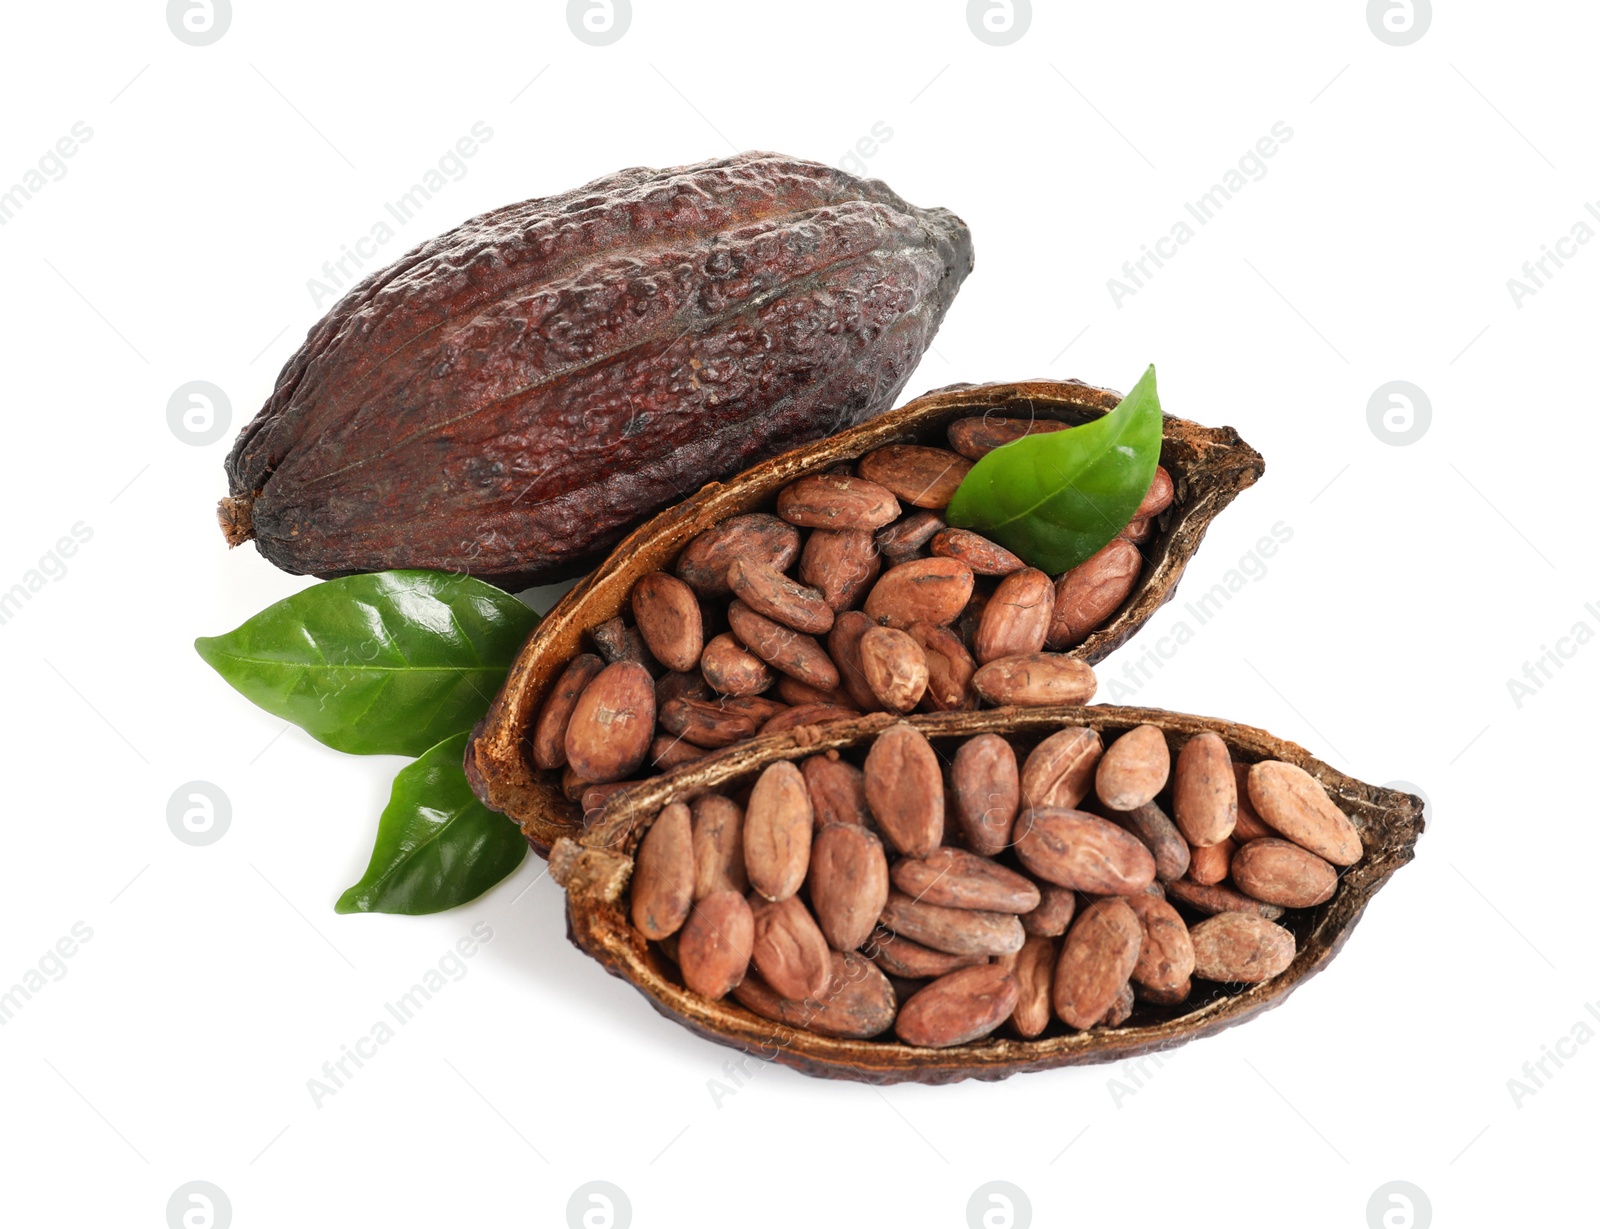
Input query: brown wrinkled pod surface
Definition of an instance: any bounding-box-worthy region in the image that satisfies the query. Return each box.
[468,379,1264,854]
[545,705,1422,1084]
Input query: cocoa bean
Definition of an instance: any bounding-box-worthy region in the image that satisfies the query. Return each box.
[859,627,929,713]
[946,414,1069,460]
[727,600,840,691]
[776,676,855,709]
[655,669,710,708]
[677,513,801,598]
[1014,807,1156,895]
[1046,538,1143,650]
[864,557,975,630]
[880,889,1025,957]
[591,616,661,674]
[1019,726,1102,810]
[678,890,754,1000]
[950,733,1020,857]
[699,632,775,697]
[731,950,897,1040]
[808,823,890,952]
[1189,913,1295,983]
[690,794,748,900]
[974,568,1054,664]
[1125,891,1195,993]
[857,444,972,508]
[631,802,694,939]
[909,622,977,711]
[895,965,1019,1047]
[1120,518,1153,544]
[1136,978,1191,1007]
[760,703,859,735]
[868,929,990,979]
[777,474,901,531]
[718,694,787,724]
[929,527,1026,576]
[801,751,872,829]
[862,724,944,857]
[531,653,605,771]
[798,529,881,612]
[875,510,945,565]
[561,766,591,801]
[1053,898,1143,1029]
[1230,838,1338,908]
[1103,799,1190,883]
[891,847,1041,914]
[564,661,656,783]
[998,935,1056,1038]
[1165,878,1285,920]
[631,572,704,673]
[828,609,881,712]
[743,761,813,901]
[1095,724,1170,811]
[971,654,1097,706]
[1173,731,1237,847]
[1231,762,1274,842]
[750,894,832,1001]
[1099,981,1135,1027]
[1187,837,1235,886]
[1247,761,1363,866]
[728,557,835,635]
[1136,465,1174,518]
[658,697,760,748]
[1020,885,1077,937]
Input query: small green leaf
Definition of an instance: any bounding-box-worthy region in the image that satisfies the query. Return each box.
[194,570,538,757]
[945,365,1164,574]
[336,733,528,915]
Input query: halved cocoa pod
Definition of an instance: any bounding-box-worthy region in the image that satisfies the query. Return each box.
[546,705,1420,1084]
[470,378,1263,852]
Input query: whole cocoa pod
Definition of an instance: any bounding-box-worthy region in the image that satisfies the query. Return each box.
[219,153,973,587]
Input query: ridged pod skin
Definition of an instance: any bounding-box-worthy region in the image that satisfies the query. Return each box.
[221,152,973,587]
[546,705,1423,1085]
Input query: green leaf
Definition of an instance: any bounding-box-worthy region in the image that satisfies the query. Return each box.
[194,570,538,757]
[945,365,1164,574]
[336,733,528,915]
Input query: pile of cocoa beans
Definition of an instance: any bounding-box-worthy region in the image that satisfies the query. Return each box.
[628,720,1363,1047]
[533,417,1174,818]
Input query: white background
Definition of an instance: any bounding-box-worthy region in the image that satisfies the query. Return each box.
[1,2,1593,1226]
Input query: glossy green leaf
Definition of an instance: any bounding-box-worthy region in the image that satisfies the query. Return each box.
[945,365,1164,574]
[195,570,538,757]
[336,733,528,914]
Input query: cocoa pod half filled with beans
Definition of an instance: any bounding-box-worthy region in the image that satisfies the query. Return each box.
[545,706,1422,1084]
[469,379,1263,853]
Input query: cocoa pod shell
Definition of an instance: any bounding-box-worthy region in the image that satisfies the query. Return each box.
[222,153,971,587]
[470,378,1263,852]
[548,705,1420,1083]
